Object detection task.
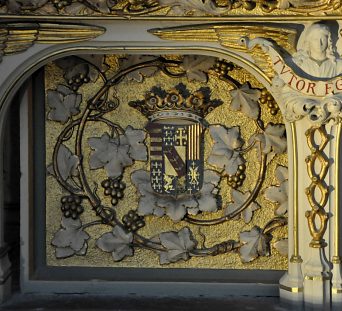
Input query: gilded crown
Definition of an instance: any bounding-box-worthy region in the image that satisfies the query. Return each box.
[129,83,223,122]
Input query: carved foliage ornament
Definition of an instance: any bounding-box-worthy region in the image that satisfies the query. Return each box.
[0,0,340,16]
[46,54,288,266]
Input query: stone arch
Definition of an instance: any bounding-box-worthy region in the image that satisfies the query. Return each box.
[0,40,294,303]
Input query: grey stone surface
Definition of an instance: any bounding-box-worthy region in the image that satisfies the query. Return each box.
[0,293,305,311]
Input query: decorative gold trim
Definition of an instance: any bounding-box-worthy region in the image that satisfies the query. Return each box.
[150,24,298,79]
[332,288,342,294]
[0,0,340,18]
[2,15,342,21]
[332,256,342,264]
[304,275,331,281]
[334,122,342,259]
[0,23,105,63]
[279,284,303,293]
[290,122,302,262]
[305,126,330,249]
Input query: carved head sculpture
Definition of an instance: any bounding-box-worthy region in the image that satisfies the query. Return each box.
[301,24,335,62]
[293,23,341,78]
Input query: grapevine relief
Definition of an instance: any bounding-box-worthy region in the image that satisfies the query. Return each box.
[47,54,288,265]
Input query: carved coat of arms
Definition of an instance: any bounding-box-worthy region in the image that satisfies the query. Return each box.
[129,84,222,196]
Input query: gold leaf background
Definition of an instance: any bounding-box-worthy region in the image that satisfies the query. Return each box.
[45,54,287,270]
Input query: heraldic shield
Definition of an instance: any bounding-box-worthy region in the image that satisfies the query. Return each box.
[146,121,204,195]
[129,83,223,197]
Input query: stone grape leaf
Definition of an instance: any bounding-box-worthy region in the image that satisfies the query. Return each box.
[195,170,221,213]
[273,239,288,257]
[239,226,271,263]
[157,227,197,264]
[132,169,221,221]
[159,0,228,15]
[48,144,79,181]
[230,83,261,119]
[131,169,165,217]
[51,217,89,259]
[119,55,159,82]
[96,226,134,261]
[89,133,133,178]
[180,55,216,82]
[225,189,260,223]
[47,85,82,124]
[56,55,107,84]
[264,166,288,215]
[255,123,287,154]
[157,195,198,222]
[208,125,244,175]
[119,126,147,161]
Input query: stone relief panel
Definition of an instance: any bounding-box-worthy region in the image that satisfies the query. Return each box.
[44,53,288,270]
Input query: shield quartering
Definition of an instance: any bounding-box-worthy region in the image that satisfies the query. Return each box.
[129,84,223,196]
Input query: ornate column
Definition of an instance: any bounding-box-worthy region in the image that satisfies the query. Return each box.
[242,22,342,307]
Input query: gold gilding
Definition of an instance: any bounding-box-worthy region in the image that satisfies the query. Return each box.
[150,24,298,79]
[305,126,330,249]
[45,55,288,270]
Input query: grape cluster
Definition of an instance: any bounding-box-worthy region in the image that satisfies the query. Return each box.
[259,88,279,116]
[51,0,72,9]
[228,164,246,189]
[67,73,90,91]
[101,176,126,206]
[122,210,145,232]
[60,195,84,220]
[213,60,235,78]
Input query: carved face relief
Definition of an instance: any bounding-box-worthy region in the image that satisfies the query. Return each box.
[309,30,329,56]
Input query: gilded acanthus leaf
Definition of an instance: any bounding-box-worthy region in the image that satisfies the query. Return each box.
[230,83,261,119]
[157,227,197,264]
[151,25,298,79]
[264,166,288,215]
[51,217,89,259]
[255,123,287,154]
[119,55,159,82]
[239,226,271,263]
[96,226,133,261]
[180,55,216,82]
[208,125,244,175]
[225,189,260,223]
[47,85,82,124]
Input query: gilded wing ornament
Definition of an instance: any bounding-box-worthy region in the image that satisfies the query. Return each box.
[0,23,105,63]
[150,24,299,79]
